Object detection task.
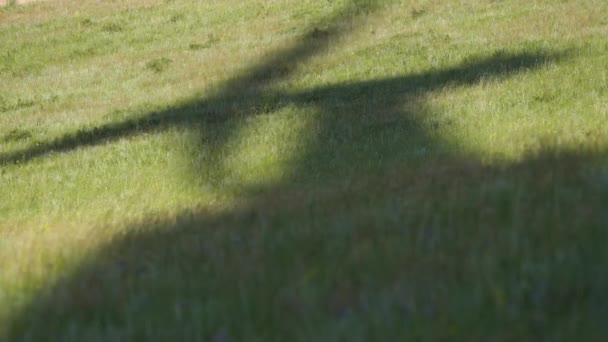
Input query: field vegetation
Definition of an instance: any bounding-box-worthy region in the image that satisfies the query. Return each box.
[1,0,608,340]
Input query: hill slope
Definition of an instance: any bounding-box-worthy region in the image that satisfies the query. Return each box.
[1,0,608,339]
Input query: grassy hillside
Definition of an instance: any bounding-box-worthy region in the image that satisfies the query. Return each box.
[1,0,607,340]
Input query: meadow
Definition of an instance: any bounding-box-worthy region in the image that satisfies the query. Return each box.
[1,0,607,340]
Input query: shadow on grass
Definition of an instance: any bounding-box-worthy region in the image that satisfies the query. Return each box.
[0,46,568,170]
[5,2,608,340]
[9,149,608,340]
[0,3,369,167]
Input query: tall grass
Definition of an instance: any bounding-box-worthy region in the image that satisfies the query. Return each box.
[1,0,607,339]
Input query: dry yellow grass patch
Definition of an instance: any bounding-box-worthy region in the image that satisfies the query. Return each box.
[0,0,49,6]
[0,0,161,25]
[1,0,40,4]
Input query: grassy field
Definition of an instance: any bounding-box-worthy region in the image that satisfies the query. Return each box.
[1,0,608,340]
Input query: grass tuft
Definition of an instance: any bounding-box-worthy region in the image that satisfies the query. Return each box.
[145,57,173,73]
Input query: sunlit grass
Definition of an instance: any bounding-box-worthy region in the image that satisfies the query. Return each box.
[1,0,607,339]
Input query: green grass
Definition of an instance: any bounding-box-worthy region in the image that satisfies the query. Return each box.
[1,0,608,340]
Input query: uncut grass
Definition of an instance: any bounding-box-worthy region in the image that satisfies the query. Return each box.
[1,0,608,339]
[7,152,608,340]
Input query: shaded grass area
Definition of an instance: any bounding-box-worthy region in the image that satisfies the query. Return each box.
[0,50,570,169]
[9,150,608,340]
[1,0,608,340]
